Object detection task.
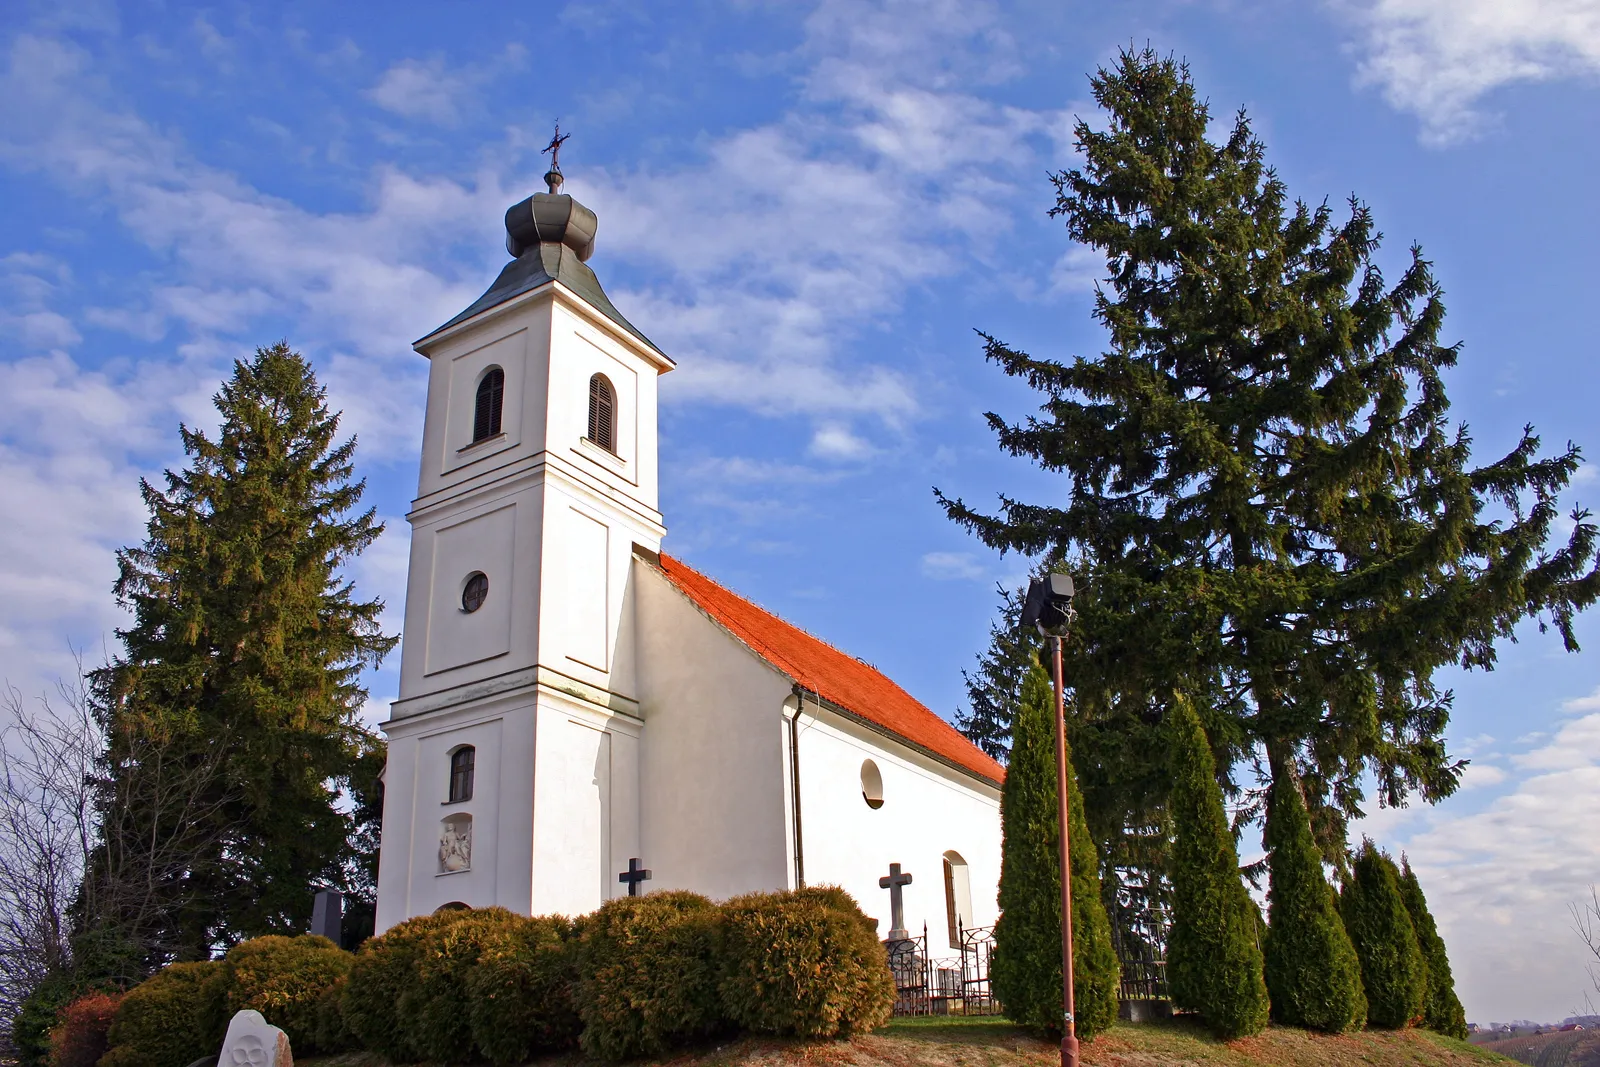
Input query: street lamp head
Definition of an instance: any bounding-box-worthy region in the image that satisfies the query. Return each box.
[1021,572,1075,637]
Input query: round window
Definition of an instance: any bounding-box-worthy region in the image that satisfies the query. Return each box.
[861,759,884,809]
[461,572,489,613]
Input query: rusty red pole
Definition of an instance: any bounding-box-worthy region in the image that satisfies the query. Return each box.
[1052,634,1079,1067]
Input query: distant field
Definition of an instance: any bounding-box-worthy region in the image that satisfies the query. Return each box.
[1479,1030,1600,1067]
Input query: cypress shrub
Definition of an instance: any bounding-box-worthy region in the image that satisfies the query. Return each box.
[1341,842,1426,1029]
[466,915,583,1065]
[101,962,227,1067]
[341,909,466,1061]
[1398,857,1467,1038]
[1262,770,1366,1032]
[717,887,894,1038]
[574,890,724,1060]
[219,934,352,1053]
[403,907,527,1062]
[991,662,1119,1040]
[46,992,124,1067]
[1164,697,1269,1038]
[312,976,357,1054]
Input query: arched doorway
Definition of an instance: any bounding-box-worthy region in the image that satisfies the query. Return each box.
[943,850,973,948]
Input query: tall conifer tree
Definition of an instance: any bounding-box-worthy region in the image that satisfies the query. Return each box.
[90,342,396,959]
[1397,857,1467,1038]
[1165,696,1268,1038]
[1341,842,1426,1029]
[992,663,1119,1039]
[1263,771,1365,1032]
[938,47,1600,857]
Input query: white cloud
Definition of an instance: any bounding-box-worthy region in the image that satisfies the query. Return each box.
[809,422,875,460]
[368,58,472,125]
[1363,709,1600,1020]
[1339,0,1600,145]
[1563,685,1600,712]
[921,550,987,581]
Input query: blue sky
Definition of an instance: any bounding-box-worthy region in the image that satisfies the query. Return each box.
[2,0,1598,1024]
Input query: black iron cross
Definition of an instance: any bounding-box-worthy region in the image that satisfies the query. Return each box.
[878,862,913,940]
[618,857,652,896]
[542,122,570,168]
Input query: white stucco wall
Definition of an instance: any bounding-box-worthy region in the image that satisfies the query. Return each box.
[633,561,794,899]
[794,705,1002,949]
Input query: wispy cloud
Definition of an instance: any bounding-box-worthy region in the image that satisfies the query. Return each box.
[921,550,987,581]
[1337,0,1600,145]
[367,46,527,127]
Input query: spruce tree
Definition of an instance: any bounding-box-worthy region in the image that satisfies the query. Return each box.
[992,662,1119,1039]
[1341,842,1426,1029]
[937,46,1600,859]
[1398,857,1467,1038]
[1263,771,1365,1032]
[89,342,397,959]
[1165,696,1268,1038]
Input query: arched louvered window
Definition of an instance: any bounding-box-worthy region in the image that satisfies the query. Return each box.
[448,746,475,803]
[473,368,504,443]
[587,374,616,453]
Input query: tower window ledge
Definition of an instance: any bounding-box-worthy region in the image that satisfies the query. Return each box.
[435,868,471,877]
[458,432,507,454]
[576,435,626,471]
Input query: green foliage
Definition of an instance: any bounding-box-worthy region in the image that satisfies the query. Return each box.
[341,910,463,1061]
[90,342,397,957]
[465,915,581,1066]
[402,907,527,1063]
[1263,773,1366,1032]
[936,46,1600,860]
[574,891,724,1060]
[101,962,226,1067]
[992,663,1119,1040]
[311,976,356,1054]
[1398,857,1467,1039]
[46,992,123,1067]
[717,887,894,1038]
[219,934,351,1053]
[1165,697,1268,1038]
[1342,843,1426,1029]
[11,973,81,1067]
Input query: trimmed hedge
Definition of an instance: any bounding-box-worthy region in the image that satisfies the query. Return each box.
[101,962,226,1067]
[1165,697,1269,1038]
[466,915,582,1065]
[220,934,351,1054]
[404,907,527,1062]
[46,992,123,1067]
[1262,771,1367,1032]
[992,663,1120,1040]
[1342,842,1426,1029]
[717,886,893,1037]
[312,976,357,1054]
[342,910,468,1061]
[574,891,725,1060]
[1398,857,1467,1039]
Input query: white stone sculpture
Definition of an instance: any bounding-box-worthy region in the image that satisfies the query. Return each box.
[219,1010,291,1067]
[439,813,472,872]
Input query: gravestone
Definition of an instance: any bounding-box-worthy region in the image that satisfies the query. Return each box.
[219,1010,291,1067]
[878,862,913,940]
[310,889,342,943]
[618,857,652,897]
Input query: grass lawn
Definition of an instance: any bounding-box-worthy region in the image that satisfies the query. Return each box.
[301,1014,1517,1066]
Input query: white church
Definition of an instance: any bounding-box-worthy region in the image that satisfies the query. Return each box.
[373,166,1005,949]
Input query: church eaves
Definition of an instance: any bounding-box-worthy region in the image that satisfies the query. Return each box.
[653,553,1006,788]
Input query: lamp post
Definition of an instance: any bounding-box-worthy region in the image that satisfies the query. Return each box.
[1021,572,1079,1067]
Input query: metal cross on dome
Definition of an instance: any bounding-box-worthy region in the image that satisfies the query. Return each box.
[878,862,913,941]
[618,857,652,897]
[542,122,571,194]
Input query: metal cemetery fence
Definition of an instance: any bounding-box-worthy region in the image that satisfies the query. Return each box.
[883,921,1001,1017]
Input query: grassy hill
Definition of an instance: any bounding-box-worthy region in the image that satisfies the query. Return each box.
[306,1016,1514,1067]
[1477,1029,1600,1067]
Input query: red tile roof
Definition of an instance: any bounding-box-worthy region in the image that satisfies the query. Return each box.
[655,554,1005,787]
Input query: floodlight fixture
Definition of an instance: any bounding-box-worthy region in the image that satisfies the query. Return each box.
[1021,572,1076,636]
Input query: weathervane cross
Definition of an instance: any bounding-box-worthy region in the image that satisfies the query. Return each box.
[542,122,570,194]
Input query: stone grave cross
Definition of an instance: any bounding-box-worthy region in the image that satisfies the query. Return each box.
[879,862,913,940]
[618,857,652,896]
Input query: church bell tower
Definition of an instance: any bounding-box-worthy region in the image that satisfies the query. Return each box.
[374,149,674,930]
